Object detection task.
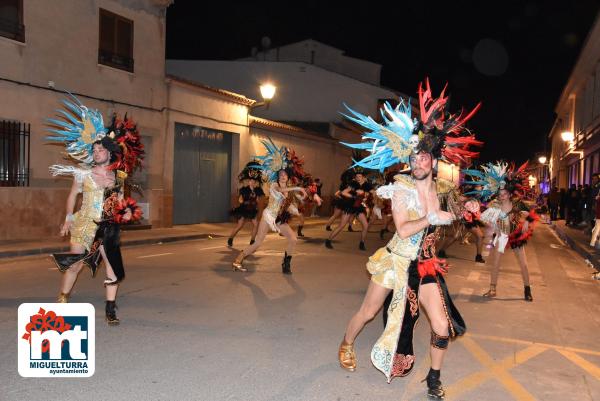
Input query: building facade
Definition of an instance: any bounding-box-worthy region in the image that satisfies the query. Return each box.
[0,2,359,240]
[549,14,600,189]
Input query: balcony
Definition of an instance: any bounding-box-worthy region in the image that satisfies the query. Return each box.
[98,49,134,73]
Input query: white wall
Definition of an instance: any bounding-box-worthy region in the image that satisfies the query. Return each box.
[248,126,352,200]
[240,39,382,85]
[165,60,400,123]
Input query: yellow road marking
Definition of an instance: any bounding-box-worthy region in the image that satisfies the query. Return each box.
[468,332,600,357]
[557,349,600,382]
[450,337,538,401]
[446,342,546,400]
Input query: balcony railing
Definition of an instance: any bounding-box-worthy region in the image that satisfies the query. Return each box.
[98,49,134,73]
[0,17,24,42]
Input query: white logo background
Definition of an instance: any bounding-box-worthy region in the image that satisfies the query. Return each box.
[18,303,95,378]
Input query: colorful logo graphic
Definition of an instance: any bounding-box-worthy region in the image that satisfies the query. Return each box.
[18,303,95,377]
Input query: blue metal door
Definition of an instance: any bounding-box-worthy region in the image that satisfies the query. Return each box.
[173,123,232,224]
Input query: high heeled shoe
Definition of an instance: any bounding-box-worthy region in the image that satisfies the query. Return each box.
[232,252,247,272]
[338,339,357,372]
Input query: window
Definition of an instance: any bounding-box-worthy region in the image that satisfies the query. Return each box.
[0,120,30,187]
[0,0,24,42]
[98,8,134,72]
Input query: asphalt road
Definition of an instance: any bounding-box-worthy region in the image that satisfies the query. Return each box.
[1,222,600,401]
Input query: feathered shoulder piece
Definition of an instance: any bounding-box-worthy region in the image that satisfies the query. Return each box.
[393,173,416,189]
[48,164,91,183]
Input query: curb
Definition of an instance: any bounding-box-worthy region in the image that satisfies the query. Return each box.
[0,233,221,260]
[0,218,329,260]
[550,222,600,272]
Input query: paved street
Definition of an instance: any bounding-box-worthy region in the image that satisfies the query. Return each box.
[1,222,600,401]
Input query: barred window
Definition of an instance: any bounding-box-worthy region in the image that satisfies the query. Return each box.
[0,120,30,187]
[98,8,134,72]
[0,0,24,42]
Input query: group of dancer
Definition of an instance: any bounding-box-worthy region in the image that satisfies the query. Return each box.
[46,78,539,399]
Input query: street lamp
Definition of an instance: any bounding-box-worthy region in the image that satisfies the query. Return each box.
[561,131,574,142]
[538,156,547,164]
[251,83,277,110]
[259,84,276,101]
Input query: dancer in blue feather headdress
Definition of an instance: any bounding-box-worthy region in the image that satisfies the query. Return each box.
[337,79,481,399]
[232,137,307,274]
[463,161,538,302]
[46,93,144,326]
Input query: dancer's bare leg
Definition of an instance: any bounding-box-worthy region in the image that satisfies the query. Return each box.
[329,213,352,240]
[419,282,450,370]
[278,224,297,255]
[344,281,391,343]
[513,247,530,286]
[327,208,342,227]
[59,243,86,294]
[356,213,369,242]
[229,217,246,238]
[99,245,118,301]
[471,226,484,255]
[240,220,270,257]
[250,218,259,241]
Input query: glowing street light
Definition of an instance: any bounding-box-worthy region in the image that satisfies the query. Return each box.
[259,83,276,101]
[561,131,574,142]
[538,156,547,164]
[251,83,277,110]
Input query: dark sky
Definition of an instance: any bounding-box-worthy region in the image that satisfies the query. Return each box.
[166,1,599,164]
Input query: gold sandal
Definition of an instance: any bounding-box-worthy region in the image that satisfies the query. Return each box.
[57,292,70,303]
[338,339,357,371]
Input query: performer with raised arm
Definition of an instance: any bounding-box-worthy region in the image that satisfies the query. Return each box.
[463,161,539,301]
[337,79,481,399]
[232,139,307,274]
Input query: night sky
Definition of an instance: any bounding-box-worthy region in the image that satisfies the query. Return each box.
[166,1,599,164]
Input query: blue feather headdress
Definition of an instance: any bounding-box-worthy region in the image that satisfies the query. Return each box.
[46,94,107,165]
[340,100,415,172]
[340,79,482,173]
[462,162,509,200]
[463,161,529,200]
[254,137,290,182]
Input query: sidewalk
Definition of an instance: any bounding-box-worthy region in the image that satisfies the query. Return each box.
[550,219,600,272]
[0,217,328,259]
